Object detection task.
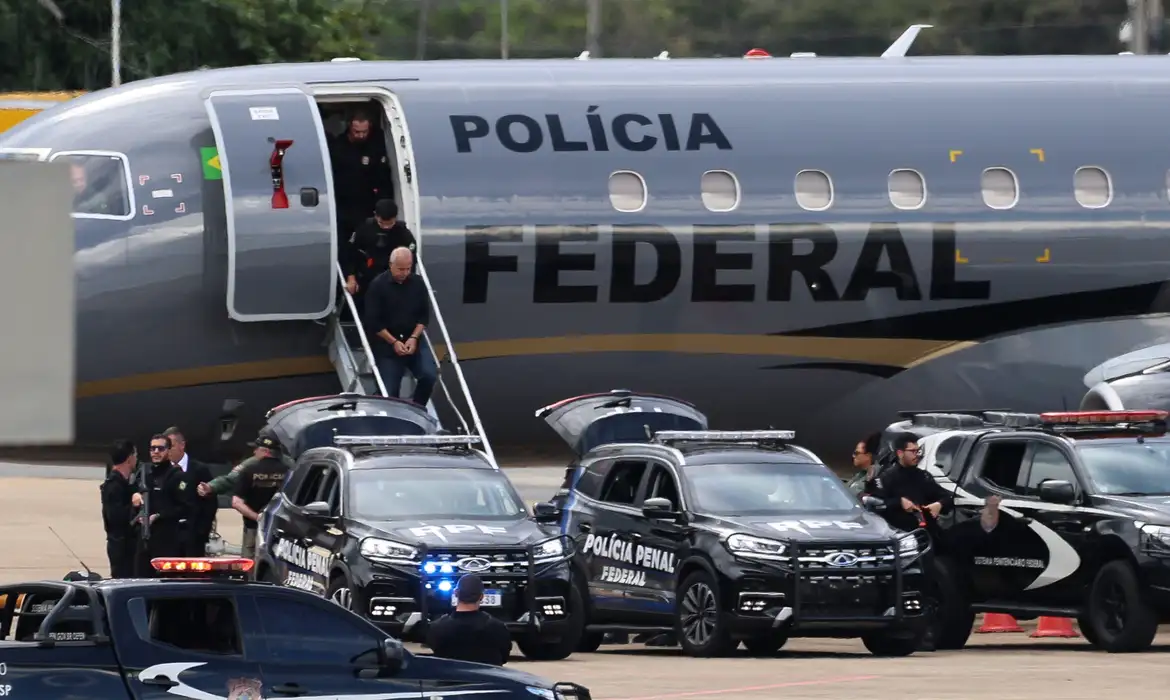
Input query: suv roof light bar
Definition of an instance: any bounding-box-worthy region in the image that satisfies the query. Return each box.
[653,429,795,444]
[981,411,1042,427]
[332,434,483,447]
[1036,410,1169,436]
[897,408,1012,418]
[150,557,254,579]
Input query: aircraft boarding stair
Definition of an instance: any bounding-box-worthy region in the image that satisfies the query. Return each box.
[325,262,497,467]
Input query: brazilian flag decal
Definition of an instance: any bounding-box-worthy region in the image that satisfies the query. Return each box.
[201,146,222,180]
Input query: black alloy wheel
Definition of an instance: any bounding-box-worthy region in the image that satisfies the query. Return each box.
[1086,559,1158,653]
[675,571,734,657]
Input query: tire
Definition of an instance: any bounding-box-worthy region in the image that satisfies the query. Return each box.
[862,626,924,657]
[929,557,975,650]
[326,573,355,610]
[576,631,604,653]
[516,582,586,661]
[675,570,735,657]
[1085,559,1158,653]
[1076,615,1099,647]
[742,634,788,656]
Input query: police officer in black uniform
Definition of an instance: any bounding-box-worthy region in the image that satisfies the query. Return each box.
[232,428,292,562]
[100,439,139,578]
[426,575,512,665]
[343,198,416,304]
[330,108,394,247]
[134,433,190,575]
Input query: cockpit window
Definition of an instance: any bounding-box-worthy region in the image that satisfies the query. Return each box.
[49,151,133,219]
[683,461,860,516]
[1078,440,1170,496]
[347,467,526,520]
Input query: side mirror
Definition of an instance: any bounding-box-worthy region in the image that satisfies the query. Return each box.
[1038,480,1076,505]
[861,496,886,513]
[303,500,334,519]
[378,637,405,673]
[532,501,561,524]
[642,497,677,520]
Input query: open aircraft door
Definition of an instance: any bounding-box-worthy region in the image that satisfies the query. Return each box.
[536,389,709,455]
[204,87,336,322]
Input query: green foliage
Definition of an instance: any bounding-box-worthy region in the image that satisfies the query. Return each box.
[0,0,1140,90]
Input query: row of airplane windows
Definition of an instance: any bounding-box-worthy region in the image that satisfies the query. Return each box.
[607,166,1120,214]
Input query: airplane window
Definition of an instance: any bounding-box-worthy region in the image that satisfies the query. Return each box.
[700,170,740,212]
[888,169,926,210]
[609,171,647,212]
[794,170,833,211]
[981,167,1018,210]
[49,151,132,218]
[1074,166,1111,209]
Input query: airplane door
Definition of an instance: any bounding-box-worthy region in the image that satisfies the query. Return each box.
[203,87,336,322]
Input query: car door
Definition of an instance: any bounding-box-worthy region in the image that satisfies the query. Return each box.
[251,588,421,699]
[1015,440,1099,605]
[303,464,349,583]
[106,588,264,700]
[267,462,332,596]
[627,461,687,622]
[576,458,651,621]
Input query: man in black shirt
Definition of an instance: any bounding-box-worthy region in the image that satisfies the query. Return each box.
[232,428,292,562]
[364,246,437,406]
[427,575,512,666]
[100,439,139,578]
[344,199,416,300]
[878,433,954,534]
[134,434,189,575]
[330,108,394,245]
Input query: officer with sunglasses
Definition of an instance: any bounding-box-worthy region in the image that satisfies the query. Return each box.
[132,433,190,575]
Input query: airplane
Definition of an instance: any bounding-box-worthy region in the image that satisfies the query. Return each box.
[3,24,1170,471]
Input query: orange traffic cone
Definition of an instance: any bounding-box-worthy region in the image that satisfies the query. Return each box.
[1030,616,1079,638]
[976,613,1024,633]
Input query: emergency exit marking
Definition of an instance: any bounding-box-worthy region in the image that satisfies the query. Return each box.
[175,202,186,214]
[171,173,182,183]
[138,174,150,185]
[949,150,963,162]
[1030,148,1045,162]
[249,106,280,121]
[1036,248,1051,262]
[142,205,154,216]
[955,249,969,264]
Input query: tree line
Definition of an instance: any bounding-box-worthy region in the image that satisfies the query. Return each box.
[0,0,1135,91]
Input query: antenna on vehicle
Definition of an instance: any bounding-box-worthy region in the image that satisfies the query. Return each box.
[48,525,95,580]
[644,424,653,440]
[882,23,932,58]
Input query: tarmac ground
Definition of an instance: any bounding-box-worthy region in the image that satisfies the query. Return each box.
[3,461,1169,700]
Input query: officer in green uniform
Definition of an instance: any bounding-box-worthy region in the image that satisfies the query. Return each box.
[231,428,292,561]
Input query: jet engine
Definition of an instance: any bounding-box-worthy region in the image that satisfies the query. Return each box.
[1080,343,1170,411]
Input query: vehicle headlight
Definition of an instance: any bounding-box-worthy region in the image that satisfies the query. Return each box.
[898,533,919,556]
[726,533,788,560]
[533,538,565,563]
[1140,523,1170,548]
[359,537,418,565]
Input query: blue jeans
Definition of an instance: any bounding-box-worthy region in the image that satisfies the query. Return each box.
[375,335,438,406]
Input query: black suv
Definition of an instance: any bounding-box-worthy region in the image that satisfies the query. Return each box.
[881,408,1170,652]
[254,395,583,660]
[536,390,931,658]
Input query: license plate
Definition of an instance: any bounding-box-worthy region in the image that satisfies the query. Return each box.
[453,589,501,607]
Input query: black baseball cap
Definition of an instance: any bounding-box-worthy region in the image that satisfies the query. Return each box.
[455,574,484,603]
[248,427,280,451]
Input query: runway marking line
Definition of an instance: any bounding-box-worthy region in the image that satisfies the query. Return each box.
[607,674,882,700]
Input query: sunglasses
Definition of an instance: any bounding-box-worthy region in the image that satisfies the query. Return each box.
[149,445,168,452]
[852,450,867,457]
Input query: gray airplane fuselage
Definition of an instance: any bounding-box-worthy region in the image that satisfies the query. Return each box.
[5,55,1170,464]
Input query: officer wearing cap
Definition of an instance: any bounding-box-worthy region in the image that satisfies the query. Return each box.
[231,428,291,562]
[426,574,512,666]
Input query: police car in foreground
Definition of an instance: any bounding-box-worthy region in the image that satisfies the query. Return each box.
[886,408,1170,652]
[254,397,582,660]
[0,557,592,700]
[536,390,930,657]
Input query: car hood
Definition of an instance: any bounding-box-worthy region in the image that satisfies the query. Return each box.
[1091,494,1170,522]
[694,509,902,543]
[359,517,557,548]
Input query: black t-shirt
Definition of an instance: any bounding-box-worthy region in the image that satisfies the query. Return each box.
[347,219,416,280]
[234,456,290,529]
[364,272,430,352]
[425,610,512,666]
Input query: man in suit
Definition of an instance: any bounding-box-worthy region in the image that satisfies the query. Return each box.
[164,427,219,557]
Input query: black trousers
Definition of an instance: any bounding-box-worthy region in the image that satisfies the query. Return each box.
[106,538,137,579]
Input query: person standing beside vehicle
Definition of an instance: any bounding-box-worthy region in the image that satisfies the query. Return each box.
[164,426,218,557]
[133,434,189,575]
[426,575,512,666]
[846,433,883,496]
[232,428,292,561]
[100,439,139,578]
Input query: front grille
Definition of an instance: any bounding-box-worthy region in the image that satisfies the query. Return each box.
[796,545,895,570]
[423,549,531,577]
[798,574,891,618]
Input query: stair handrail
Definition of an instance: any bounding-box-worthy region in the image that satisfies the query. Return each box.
[335,262,389,398]
[415,258,498,469]
[424,333,472,436]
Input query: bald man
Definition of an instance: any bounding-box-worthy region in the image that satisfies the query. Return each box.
[364,247,437,406]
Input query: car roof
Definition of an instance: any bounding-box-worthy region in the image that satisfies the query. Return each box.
[668,444,822,466]
[346,449,496,471]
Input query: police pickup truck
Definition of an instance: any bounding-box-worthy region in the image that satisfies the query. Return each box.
[253,395,582,661]
[536,390,931,658]
[0,557,591,700]
[886,408,1170,652]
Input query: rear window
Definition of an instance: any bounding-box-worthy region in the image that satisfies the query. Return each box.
[1078,440,1170,496]
[682,461,859,516]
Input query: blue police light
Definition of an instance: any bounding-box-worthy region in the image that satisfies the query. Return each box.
[440,563,454,574]
[438,579,454,593]
[423,562,437,574]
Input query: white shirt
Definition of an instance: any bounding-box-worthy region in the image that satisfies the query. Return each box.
[176,452,189,472]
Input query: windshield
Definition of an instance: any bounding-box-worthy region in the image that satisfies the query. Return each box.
[347,468,527,520]
[684,461,860,516]
[1079,440,1170,496]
